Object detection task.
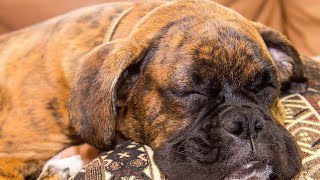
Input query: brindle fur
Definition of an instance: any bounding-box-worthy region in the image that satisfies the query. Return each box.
[0,0,306,179]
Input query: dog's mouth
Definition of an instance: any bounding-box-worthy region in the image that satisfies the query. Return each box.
[223,161,275,180]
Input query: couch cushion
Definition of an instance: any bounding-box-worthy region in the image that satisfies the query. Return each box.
[70,141,167,180]
[281,93,320,179]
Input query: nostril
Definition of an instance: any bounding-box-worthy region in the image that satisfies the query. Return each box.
[269,172,278,180]
[233,122,243,135]
[254,120,263,133]
[223,121,243,135]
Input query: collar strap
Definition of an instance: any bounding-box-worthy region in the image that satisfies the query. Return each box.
[103,6,135,43]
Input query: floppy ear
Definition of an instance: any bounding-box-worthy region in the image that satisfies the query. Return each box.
[69,39,147,150]
[255,23,308,94]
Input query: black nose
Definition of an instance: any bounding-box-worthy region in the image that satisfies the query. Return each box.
[219,107,264,139]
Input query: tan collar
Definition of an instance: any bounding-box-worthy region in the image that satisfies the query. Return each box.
[103,6,135,43]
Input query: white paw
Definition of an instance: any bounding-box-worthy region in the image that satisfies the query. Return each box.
[38,155,84,180]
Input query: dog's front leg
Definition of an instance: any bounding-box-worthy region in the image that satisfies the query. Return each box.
[0,158,41,179]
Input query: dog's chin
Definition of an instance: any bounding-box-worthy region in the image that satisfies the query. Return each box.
[155,149,276,180]
[155,159,277,180]
[224,161,274,180]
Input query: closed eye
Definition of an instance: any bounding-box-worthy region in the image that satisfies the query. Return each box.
[245,69,278,93]
[181,91,206,97]
[246,81,274,93]
[162,88,207,99]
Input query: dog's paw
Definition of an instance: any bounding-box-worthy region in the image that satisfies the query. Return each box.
[37,155,84,180]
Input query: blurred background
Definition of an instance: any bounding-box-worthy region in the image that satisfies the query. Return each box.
[0,0,319,56]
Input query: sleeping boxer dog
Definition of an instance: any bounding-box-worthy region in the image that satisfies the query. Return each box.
[0,0,307,179]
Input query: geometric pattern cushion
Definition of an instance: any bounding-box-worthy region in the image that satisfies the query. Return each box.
[281,94,320,179]
[70,141,167,180]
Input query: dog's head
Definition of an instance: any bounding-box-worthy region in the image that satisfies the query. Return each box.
[69,0,306,179]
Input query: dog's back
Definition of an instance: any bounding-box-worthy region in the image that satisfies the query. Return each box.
[0,1,162,178]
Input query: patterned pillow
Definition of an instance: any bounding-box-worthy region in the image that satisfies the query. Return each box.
[282,94,320,179]
[285,57,320,180]
[70,141,167,180]
[70,57,320,180]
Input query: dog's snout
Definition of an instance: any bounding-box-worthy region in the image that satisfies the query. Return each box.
[219,107,265,139]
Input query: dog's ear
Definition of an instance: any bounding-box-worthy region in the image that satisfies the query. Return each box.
[255,23,308,94]
[69,39,147,150]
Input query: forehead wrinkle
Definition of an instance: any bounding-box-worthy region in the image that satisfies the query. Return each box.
[183,27,270,86]
[146,18,273,90]
[167,61,197,91]
[213,49,264,86]
[147,54,195,91]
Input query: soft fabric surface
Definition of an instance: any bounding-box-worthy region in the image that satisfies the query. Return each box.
[282,94,320,179]
[285,57,320,180]
[70,141,167,180]
[68,57,320,180]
